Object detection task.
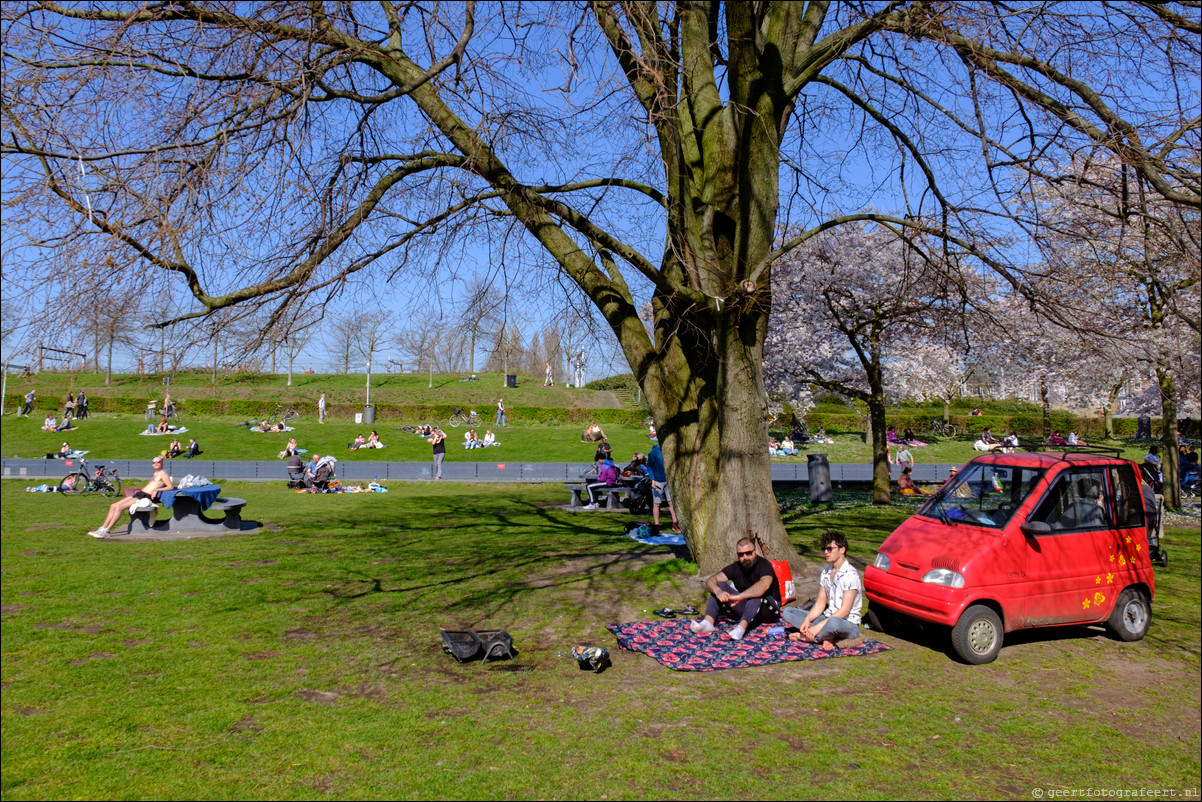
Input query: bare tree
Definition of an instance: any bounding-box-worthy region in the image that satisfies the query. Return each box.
[3,3,1198,571]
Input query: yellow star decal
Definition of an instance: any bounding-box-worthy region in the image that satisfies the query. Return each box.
[1095,576,1102,584]
[1082,598,1091,609]
[1135,544,1142,552]
[1107,573,1115,584]
[1125,535,1132,544]
[1109,554,1116,563]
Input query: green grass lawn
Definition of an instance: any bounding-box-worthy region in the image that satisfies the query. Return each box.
[2,412,1162,468]
[2,481,1198,799]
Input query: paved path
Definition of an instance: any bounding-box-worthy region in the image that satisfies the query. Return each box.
[2,457,959,484]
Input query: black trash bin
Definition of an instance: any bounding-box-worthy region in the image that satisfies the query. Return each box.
[807,453,833,503]
[505,374,517,388]
[363,404,376,425]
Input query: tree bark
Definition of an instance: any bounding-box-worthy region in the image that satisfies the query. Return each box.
[1156,363,1181,510]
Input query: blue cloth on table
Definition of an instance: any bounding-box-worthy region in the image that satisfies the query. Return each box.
[158,485,221,512]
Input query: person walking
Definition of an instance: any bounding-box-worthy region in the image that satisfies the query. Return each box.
[77,390,89,420]
[495,398,506,427]
[544,361,554,386]
[318,392,326,424]
[429,427,446,480]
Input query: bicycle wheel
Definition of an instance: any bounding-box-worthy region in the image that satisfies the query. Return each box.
[947,423,963,437]
[468,413,481,426]
[449,414,463,428]
[99,473,123,498]
[60,472,89,496]
[283,409,299,423]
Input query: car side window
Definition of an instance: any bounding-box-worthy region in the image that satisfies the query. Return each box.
[1029,468,1113,531]
[1110,464,1145,530]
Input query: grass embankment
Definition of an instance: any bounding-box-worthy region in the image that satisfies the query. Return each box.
[1,413,1162,468]
[2,482,1198,799]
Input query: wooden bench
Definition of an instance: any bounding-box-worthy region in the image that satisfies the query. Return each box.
[564,483,634,510]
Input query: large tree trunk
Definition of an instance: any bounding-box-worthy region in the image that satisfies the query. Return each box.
[639,297,802,577]
[1157,363,1181,510]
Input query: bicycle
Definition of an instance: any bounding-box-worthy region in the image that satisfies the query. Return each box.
[60,457,123,498]
[928,419,961,438]
[267,404,299,426]
[449,407,482,427]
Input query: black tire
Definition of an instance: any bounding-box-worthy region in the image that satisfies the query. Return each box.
[864,604,897,634]
[60,472,89,496]
[951,604,1004,664]
[1106,588,1151,642]
[100,474,123,499]
[1158,549,1169,568]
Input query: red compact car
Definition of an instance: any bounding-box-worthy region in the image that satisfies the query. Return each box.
[865,449,1157,664]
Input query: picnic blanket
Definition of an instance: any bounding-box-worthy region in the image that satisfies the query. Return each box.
[626,530,686,546]
[139,427,188,436]
[250,426,295,433]
[607,618,889,671]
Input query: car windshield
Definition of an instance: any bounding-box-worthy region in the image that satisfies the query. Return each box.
[918,462,1047,529]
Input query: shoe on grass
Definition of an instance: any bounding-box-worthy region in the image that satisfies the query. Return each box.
[87,528,109,539]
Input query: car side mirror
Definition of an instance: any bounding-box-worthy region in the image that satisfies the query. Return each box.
[1021,522,1051,538]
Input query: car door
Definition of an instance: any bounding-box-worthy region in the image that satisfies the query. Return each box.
[1019,467,1116,626]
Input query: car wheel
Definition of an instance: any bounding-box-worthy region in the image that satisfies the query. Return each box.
[951,604,1004,664]
[1106,588,1150,642]
[865,604,896,634]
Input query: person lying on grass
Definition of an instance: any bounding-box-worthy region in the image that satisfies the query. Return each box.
[87,456,173,539]
[688,537,781,641]
[782,531,862,651]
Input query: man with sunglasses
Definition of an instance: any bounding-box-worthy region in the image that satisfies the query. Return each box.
[689,537,780,641]
[784,531,862,651]
[87,456,173,539]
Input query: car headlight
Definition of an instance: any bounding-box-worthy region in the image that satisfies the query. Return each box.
[922,568,965,588]
[873,553,890,571]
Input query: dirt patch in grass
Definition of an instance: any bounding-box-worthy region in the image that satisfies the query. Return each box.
[1,604,26,615]
[68,651,115,666]
[294,688,341,705]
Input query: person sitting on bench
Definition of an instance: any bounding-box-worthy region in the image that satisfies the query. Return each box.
[583,454,621,510]
[87,456,173,539]
[688,537,781,641]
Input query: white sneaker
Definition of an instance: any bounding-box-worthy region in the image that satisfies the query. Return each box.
[689,618,715,635]
[87,528,109,539]
[728,624,746,641]
[582,503,598,510]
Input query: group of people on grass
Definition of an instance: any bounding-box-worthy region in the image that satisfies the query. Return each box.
[462,429,498,449]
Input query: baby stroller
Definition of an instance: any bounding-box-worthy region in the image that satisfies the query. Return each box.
[309,456,338,491]
[622,475,653,516]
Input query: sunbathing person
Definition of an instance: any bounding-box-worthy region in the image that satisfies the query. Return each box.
[365,430,384,449]
[482,429,498,447]
[688,537,781,641]
[583,423,606,442]
[897,466,931,496]
[184,438,200,458]
[463,429,480,449]
[281,437,300,458]
[782,531,862,651]
[87,456,173,539]
[348,433,367,450]
[166,438,183,458]
[42,415,58,431]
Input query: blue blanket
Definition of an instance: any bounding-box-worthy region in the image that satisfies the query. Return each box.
[626,530,686,546]
[158,485,221,512]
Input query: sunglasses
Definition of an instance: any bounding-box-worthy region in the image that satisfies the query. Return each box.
[736,550,755,557]
[822,545,841,552]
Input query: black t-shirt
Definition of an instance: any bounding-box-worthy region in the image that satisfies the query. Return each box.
[432,436,446,456]
[721,555,780,605]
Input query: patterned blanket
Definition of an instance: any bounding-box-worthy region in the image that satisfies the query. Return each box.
[607,618,890,671]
